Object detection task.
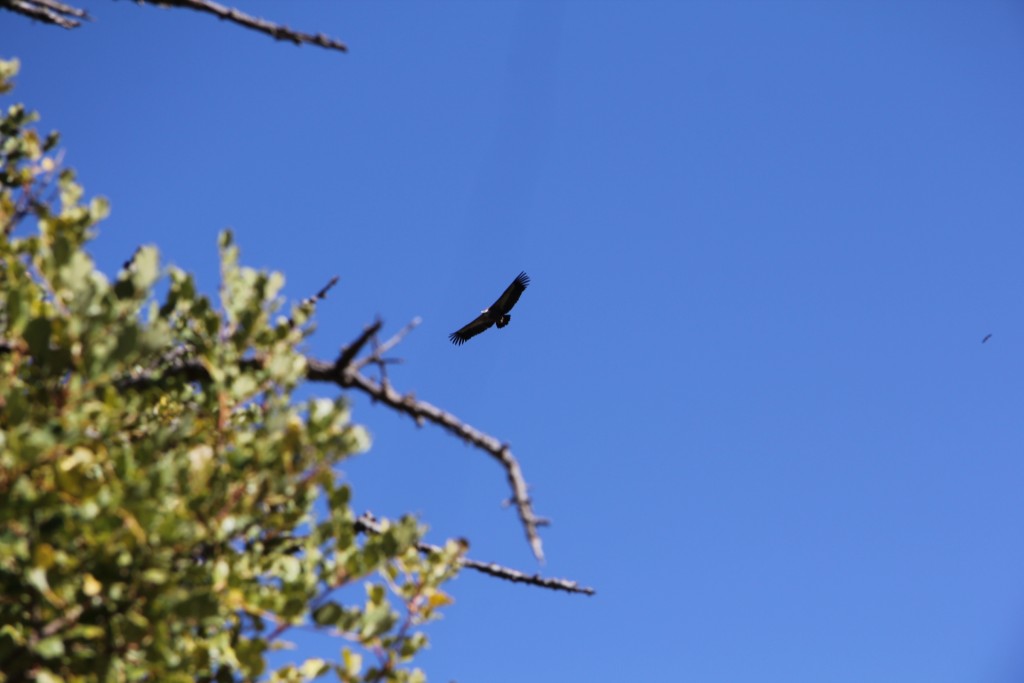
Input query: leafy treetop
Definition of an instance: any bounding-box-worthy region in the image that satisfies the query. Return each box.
[0,57,463,683]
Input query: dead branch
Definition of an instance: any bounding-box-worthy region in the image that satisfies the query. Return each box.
[353,317,421,372]
[288,275,340,329]
[0,0,87,28]
[308,327,547,564]
[0,0,347,53]
[335,319,382,371]
[304,275,340,307]
[141,0,347,52]
[355,513,592,596]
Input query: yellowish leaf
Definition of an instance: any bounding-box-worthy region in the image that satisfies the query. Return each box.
[33,543,55,570]
[82,573,101,597]
[426,589,454,610]
[342,648,362,677]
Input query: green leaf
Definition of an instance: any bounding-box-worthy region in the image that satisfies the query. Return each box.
[328,484,351,511]
[274,555,301,583]
[111,325,139,363]
[25,566,50,594]
[341,648,362,678]
[236,637,267,677]
[312,602,342,627]
[5,286,25,331]
[62,251,94,296]
[131,245,159,291]
[34,635,65,658]
[142,568,168,585]
[366,583,386,606]
[299,658,329,679]
[0,58,20,93]
[232,373,257,398]
[23,316,51,359]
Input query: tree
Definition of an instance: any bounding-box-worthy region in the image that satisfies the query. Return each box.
[0,55,590,683]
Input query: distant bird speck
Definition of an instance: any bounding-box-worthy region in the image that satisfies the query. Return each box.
[449,272,530,345]
[982,334,993,343]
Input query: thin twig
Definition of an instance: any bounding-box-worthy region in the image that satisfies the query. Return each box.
[30,0,84,16]
[288,275,340,328]
[2,0,346,52]
[0,0,84,28]
[302,275,340,308]
[141,0,348,53]
[353,317,421,372]
[355,513,592,595]
[335,319,382,371]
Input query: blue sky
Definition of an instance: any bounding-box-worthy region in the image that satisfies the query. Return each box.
[5,1,1024,681]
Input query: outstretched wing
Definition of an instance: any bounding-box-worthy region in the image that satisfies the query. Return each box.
[490,271,530,315]
[449,313,495,346]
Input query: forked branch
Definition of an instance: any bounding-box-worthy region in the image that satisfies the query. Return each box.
[0,0,88,28]
[307,327,547,563]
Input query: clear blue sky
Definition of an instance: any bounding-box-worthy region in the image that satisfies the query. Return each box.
[5,1,1024,681]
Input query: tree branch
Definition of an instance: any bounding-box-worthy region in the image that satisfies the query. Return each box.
[335,319,382,371]
[307,328,548,563]
[353,316,421,372]
[302,275,340,308]
[1,0,347,53]
[0,0,87,28]
[355,513,592,596]
[140,0,347,53]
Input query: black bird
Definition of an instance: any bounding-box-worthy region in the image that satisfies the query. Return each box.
[982,333,993,343]
[449,271,530,345]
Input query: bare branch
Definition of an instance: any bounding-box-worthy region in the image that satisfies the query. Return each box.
[353,316,421,372]
[29,0,84,17]
[0,0,86,28]
[1,0,346,52]
[308,343,547,563]
[335,319,382,371]
[287,275,340,329]
[304,275,340,308]
[355,513,592,596]
[140,0,348,53]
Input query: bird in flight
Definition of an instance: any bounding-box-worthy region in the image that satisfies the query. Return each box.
[982,333,992,343]
[449,271,530,346]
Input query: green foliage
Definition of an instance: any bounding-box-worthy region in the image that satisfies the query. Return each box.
[0,59,463,682]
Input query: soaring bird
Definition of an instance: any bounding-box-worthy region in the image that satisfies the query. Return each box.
[449,271,530,345]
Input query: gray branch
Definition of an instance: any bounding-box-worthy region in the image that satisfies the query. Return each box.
[140,0,347,52]
[0,0,347,52]
[308,327,547,564]
[0,0,87,28]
